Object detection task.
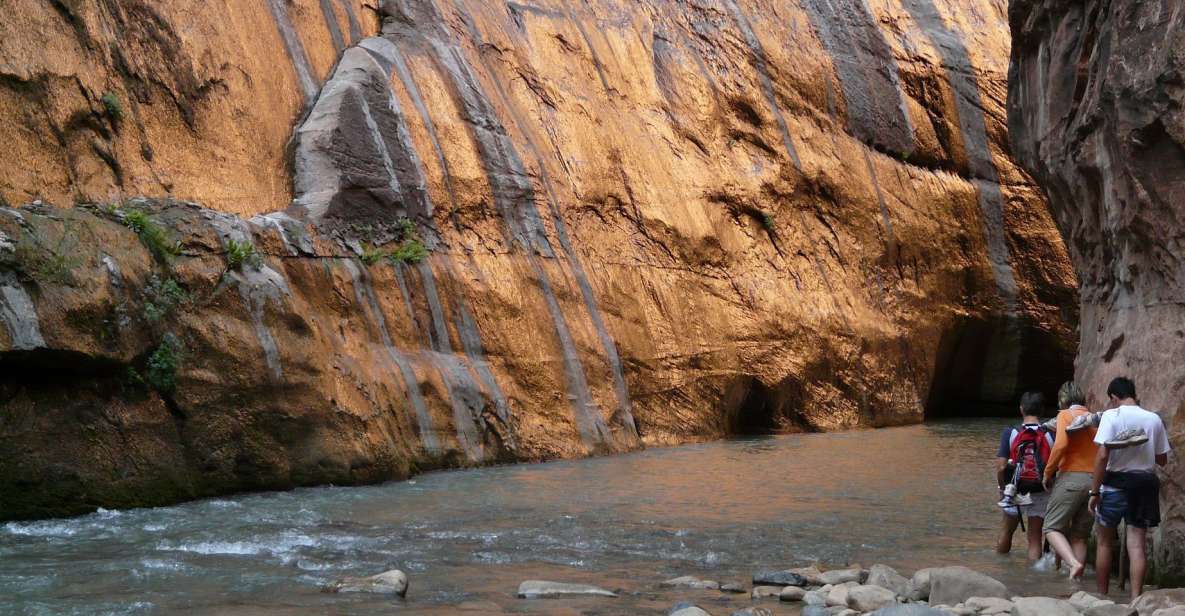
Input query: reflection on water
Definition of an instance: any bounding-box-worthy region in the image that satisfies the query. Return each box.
[1,420,1099,614]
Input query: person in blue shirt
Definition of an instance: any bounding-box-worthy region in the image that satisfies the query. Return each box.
[995,392,1054,559]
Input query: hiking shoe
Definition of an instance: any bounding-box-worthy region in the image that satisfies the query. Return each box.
[1040,418,1058,432]
[1014,492,1034,506]
[997,496,1015,509]
[1105,428,1149,449]
[1066,412,1100,433]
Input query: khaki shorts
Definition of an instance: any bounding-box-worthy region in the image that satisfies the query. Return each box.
[1043,472,1094,538]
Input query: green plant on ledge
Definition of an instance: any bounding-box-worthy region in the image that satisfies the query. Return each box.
[146,337,179,393]
[360,243,386,266]
[143,276,190,323]
[760,211,775,231]
[100,91,123,122]
[122,209,180,264]
[225,239,262,271]
[387,238,428,265]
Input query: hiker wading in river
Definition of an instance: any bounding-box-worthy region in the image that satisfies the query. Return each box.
[1089,377,1172,600]
[996,392,1053,559]
[1041,381,1096,580]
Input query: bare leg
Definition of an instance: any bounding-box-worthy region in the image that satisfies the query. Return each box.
[1127,525,1148,600]
[1072,537,1088,577]
[1096,524,1117,595]
[1045,529,1084,578]
[1028,516,1045,561]
[998,512,1019,554]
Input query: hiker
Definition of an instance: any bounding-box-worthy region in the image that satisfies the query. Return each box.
[1088,377,1172,600]
[1041,381,1096,579]
[995,392,1053,559]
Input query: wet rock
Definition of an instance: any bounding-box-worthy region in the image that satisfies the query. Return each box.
[909,568,935,601]
[927,566,1008,606]
[966,596,1013,614]
[517,580,617,599]
[847,584,898,612]
[819,568,865,585]
[752,570,809,587]
[1010,596,1078,616]
[868,564,911,597]
[324,569,408,597]
[730,609,773,616]
[780,586,807,601]
[1152,609,1185,616]
[719,582,746,594]
[669,603,712,616]
[752,586,784,599]
[663,576,720,590]
[1133,591,1185,616]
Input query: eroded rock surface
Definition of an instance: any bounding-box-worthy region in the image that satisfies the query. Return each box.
[1,0,1075,518]
[1008,0,1185,576]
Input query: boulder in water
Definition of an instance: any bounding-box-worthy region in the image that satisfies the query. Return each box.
[752,585,784,598]
[752,569,809,587]
[517,580,617,598]
[868,564,911,597]
[662,575,720,590]
[323,569,408,597]
[818,568,864,585]
[1011,596,1079,616]
[719,582,746,594]
[926,566,1007,606]
[847,584,898,612]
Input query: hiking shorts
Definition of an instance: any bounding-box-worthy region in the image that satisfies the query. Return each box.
[1096,472,1161,529]
[1003,490,1049,519]
[1043,472,1093,538]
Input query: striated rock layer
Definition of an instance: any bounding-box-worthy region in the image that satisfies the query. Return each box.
[0,0,1075,519]
[1009,0,1185,576]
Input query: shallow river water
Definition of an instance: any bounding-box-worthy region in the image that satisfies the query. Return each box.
[2,419,1108,614]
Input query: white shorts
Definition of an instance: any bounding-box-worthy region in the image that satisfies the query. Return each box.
[1004,490,1049,519]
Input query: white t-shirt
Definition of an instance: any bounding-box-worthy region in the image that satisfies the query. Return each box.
[1094,404,1171,473]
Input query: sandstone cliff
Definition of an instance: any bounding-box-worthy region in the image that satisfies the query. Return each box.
[1009,0,1185,579]
[0,0,1075,519]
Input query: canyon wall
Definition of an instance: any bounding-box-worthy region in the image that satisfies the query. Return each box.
[0,0,1076,519]
[1009,0,1185,578]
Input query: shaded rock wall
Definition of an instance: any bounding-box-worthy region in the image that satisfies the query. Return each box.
[0,0,1076,519]
[1009,0,1185,577]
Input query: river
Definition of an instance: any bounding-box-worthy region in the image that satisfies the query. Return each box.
[1,419,1096,614]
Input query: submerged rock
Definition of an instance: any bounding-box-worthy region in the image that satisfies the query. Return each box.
[517,580,617,598]
[662,576,720,590]
[323,569,407,597]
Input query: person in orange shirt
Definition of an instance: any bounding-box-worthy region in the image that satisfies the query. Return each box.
[1042,381,1097,580]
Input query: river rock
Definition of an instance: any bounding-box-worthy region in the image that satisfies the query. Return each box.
[868,564,912,597]
[517,580,617,598]
[663,576,720,590]
[804,589,829,606]
[323,569,408,597]
[1070,591,1115,611]
[1010,597,1078,616]
[966,596,1013,614]
[731,609,773,616]
[803,607,841,616]
[752,570,810,587]
[870,605,954,616]
[1152,609,1185,616]
[752,586,784,599]
[827,581,858,607]
[909,568,936,601]
[927,567,1008,606]
[780,586,807,601]
[670,603,712,616]
[1133,590,1185,616]
[1086,606,1136,616]
[848,584,898,612]
[819,568,864,585]
[719,582,747,594]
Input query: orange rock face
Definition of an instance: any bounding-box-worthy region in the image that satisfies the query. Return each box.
[0,0,1076,518]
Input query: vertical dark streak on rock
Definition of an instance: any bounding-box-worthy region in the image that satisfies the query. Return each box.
[265,0,319,101]
[319,0,347,51]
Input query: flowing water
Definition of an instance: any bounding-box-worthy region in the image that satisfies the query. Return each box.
[1,420,1104,615]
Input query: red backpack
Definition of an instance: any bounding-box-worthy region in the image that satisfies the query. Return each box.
[1009,425,1052,493]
